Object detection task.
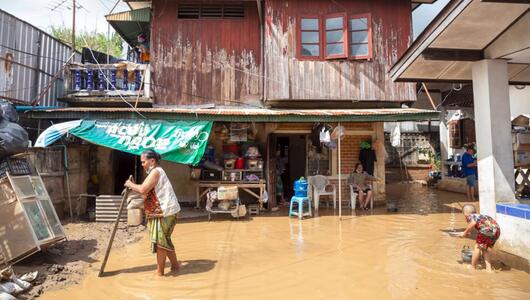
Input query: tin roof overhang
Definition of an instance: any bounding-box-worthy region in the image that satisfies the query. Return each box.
[26,107,439,122]
[106,8,151,47]
[390,0,530,85]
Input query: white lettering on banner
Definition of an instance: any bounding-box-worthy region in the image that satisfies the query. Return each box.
[95,121,209,153]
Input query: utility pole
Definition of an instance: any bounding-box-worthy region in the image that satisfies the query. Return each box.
[72,0,76,53]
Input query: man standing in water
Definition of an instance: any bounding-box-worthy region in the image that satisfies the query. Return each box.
[125,150,181,276]
[462,144,477,202]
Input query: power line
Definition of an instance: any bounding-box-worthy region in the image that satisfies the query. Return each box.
[0,43,74,65]
[49,0,69,11]
[80,36,147,119]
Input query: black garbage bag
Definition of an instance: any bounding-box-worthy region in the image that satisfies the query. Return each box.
[0,118,29,158]
[0,100,19,123]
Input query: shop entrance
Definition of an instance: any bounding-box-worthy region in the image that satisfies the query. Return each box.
[113,150,141,195]
[274,134,307,201]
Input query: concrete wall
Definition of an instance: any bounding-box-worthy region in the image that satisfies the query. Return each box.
[509,86,530,117]
[496,214,530,262]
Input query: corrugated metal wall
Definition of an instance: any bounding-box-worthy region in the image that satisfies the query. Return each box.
[0,9,80,107]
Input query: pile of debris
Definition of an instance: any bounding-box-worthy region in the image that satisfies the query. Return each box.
[0,268,37,300]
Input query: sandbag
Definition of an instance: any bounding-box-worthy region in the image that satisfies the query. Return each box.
[123,189,144,209]
[0,119,29,158]
[0,101,18,123]
[0,292,17,300]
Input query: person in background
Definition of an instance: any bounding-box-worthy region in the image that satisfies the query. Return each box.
[458,204,500,272]
[137,34,150,63]
[349,163,378,210]
[359,140,376,175]
[275,149,287,206]
[462,144,477,202]
[125,150,181,276]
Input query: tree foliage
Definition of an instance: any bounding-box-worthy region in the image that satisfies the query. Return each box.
[50,26,123,58]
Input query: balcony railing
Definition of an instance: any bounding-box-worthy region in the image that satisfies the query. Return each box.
[63,62,151,105]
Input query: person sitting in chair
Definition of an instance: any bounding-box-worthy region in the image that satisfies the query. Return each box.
[348,163,378,210]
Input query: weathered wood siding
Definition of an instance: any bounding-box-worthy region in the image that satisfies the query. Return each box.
[264,0,416,102]
[151,0,261,106]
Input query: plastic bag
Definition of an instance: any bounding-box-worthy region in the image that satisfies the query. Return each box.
[0,292,17,300]
[0,119,29,158]
[262,190,268,203]
[319,128,330,143]
[0,282,21,294]
[124,189,144,209]
[0,101,18,123]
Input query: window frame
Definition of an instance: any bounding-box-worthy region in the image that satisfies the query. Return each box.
[297,15,323,60]
[296,12,373,61]
[323,12,348,59]
[348,13,373,60]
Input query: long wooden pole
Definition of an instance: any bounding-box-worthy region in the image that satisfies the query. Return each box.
[98,175,132,277]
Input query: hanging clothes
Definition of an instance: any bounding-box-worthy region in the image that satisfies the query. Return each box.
[311,124,332,153]
[359,148,377,176]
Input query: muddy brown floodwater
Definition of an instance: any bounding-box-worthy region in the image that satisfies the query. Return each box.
[41,183,530,300]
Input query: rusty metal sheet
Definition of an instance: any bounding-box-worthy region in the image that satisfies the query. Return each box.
[151,0,261,106]
[0,9,80,106]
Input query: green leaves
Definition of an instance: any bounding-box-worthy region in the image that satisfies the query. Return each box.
[50,26,123,58]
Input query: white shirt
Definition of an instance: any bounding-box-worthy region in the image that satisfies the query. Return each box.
[150,166,181,216]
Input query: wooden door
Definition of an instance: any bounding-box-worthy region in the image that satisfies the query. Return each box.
[266,133,277,209]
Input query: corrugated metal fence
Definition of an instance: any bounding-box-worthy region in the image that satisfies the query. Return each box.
[0,9,80,107]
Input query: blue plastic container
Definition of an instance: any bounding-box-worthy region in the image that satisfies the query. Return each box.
[293,177,308,197]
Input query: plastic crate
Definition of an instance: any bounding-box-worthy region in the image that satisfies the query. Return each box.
[0,157,33,178]
[201,170,221,181]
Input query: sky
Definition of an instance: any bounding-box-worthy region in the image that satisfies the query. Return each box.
[0,0,130,34]
[1,0,450,38]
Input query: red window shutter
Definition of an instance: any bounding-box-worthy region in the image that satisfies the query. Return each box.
[349,13,372,60]
[298,15,322,60]
[324,13,348,59]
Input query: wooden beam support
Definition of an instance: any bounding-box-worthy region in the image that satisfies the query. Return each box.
[422,48,484,61]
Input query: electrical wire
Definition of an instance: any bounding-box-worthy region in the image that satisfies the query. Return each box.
[0,43,74,65]
[80,35,147,119]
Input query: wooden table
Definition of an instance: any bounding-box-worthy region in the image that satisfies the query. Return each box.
[196,180,266,209]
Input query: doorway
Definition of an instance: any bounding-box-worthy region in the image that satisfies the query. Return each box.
[113,150,141,195]
[275,135,307,201]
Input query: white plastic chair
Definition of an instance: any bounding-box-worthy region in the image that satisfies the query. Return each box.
[349,185,358,209]
[349,184,373,210]
[308,175,336,211]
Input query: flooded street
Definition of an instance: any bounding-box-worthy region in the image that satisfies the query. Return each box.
[41,184,530,300]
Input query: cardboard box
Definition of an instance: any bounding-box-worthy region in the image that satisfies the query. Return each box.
[218,186,238,200]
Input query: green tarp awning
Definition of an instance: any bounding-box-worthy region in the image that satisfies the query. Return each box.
[106,8,151,47]
[70,119,212,165]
